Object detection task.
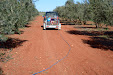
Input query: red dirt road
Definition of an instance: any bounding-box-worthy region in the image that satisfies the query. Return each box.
[1,16,113,75]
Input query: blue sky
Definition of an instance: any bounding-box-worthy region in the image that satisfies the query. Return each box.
[34,0,83,12]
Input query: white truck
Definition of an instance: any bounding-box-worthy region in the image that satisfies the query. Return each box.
[43,12,61,30]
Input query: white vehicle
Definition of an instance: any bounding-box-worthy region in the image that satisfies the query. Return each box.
[43,12,61,30]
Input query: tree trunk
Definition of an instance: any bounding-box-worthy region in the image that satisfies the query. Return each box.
[81,21,86,25]
[83,21,86,25]
[95,23,98,28]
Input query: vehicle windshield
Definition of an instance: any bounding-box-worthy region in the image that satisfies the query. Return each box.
[46,12,58,17]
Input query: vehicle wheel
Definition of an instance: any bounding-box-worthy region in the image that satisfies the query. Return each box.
[43,23,46,30]
[58,23,61,30]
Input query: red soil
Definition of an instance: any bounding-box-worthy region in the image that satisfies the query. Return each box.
[1,16,113,75]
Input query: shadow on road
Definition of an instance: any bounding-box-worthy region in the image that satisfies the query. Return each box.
[25,25,31,28]
[0,38,27,49]
[61,23,75,25]
[67,30,104,36]
[75,27,96,29]
[74,26,110,30]
[67,30,113,51]
[45,28,58,30]
[83,37,113,51]
[41,25,58,30]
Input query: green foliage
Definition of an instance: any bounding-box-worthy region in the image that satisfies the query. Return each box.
[54,0,113,27]
[54,0,90,24]
[0,34,8,42]
[88,0,113,27]
[0,0,38,41]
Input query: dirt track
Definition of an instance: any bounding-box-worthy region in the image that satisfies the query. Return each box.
[1,16,113,75]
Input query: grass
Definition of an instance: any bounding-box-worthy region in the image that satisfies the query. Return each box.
[0,53,5,57]
[0,49,13,63]
[98,35,109,39]
[0,70,3,75]
[72,24,113,51]
[75,25,110,32]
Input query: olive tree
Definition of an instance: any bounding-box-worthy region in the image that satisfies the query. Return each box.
[0,0,38,41]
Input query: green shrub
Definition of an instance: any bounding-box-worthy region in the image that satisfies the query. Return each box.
[54,0,113,27]
[0,0,38,41]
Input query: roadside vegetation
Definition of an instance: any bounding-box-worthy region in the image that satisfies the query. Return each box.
[54,0,113,51]
[54,0,113,28]
[0,0,38,42]
[0,0,38,74]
